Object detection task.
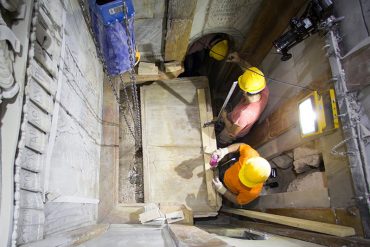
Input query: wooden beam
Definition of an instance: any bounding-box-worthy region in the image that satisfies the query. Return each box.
[164,0,197,61]
[266,208,364,236]
[222,207,356,237]
[117,66,184,85]
[165,20,193,61]
[197,88,221,208]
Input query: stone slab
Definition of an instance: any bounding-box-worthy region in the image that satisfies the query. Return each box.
[141,77,219,217]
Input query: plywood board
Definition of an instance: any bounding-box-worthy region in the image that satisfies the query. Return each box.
[118,66,184,85]
[164,0,196,61]
[141,77,220,217]
[165,19,193,61]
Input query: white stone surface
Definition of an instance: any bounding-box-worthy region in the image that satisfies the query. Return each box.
[79,225,174,247]
[43,0,103,236]
[190,0,262,49]
[287,172,326,192]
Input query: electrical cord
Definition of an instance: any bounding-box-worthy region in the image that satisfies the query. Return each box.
[196,39,315,91]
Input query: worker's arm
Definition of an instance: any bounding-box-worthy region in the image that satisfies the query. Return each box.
[223,190,239,205]
[212,178,240,205]
[227,52,252,71]
[221,110,243,138]
[212,142,244,162]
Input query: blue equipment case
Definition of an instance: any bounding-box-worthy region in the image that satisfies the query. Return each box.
[88,0,136,76]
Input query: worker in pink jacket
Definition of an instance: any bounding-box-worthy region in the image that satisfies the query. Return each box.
[218,52,269,145]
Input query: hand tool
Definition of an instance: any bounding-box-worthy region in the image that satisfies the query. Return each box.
[203,80,238,127]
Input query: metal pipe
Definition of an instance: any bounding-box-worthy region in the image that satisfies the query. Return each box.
[217,80,238,119]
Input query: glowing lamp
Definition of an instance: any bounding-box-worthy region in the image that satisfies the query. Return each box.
[298,91,327,137]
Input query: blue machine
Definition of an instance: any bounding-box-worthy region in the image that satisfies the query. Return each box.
[88,0,136,76]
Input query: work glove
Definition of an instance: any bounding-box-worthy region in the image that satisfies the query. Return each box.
[212,177,227,195]
[212,148,228,162]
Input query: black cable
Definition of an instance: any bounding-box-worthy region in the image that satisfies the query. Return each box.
[196,39,315,91]
[244,67,315,91]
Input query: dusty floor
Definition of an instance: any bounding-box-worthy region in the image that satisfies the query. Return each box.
[119,87,144,203]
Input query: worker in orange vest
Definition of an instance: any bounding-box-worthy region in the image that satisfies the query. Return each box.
[211,143,271,205]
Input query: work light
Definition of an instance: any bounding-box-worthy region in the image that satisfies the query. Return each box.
[298,91,327,137]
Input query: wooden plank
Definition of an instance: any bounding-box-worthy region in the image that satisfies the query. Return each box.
[165,19,193,61]
[222,207,356,237]
[266,208,364,236]
[197,89,218,207]
[118,66,184,84]
[230,220,370,247]
[164,0,197,61]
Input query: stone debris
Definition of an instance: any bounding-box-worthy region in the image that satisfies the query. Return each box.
[294,146,320,160]
[138,62,158,75]
[293,147,322,173]
[119,89,144,203]
[287,172,326,192]
[164,61,182,73]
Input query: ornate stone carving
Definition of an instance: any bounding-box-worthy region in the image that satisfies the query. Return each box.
[24,123,47,153]
[19,190,44,210]
[28,101,52,133]
[28,78,54,113]
[19,169,42,192]
[28,60,57,95]
[19,147,42,172]
[0,12,21,103]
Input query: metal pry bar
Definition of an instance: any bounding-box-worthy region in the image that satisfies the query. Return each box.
[203,80,238,128]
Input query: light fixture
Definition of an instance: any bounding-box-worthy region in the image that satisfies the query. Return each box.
[298,89,339,138]
[298,91,327,138]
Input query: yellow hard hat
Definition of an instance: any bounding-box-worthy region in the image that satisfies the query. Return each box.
[209,40,228,61]
[238,67,266,94]
[135,50,141,66]
[238,157,271,188]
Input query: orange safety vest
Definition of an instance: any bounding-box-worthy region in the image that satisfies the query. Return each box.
[223,144,263,205]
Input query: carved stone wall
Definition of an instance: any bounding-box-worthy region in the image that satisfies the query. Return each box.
[189,0,263,49]
[8,0,104,245]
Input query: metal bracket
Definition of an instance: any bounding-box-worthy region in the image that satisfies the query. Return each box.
[331,137,356,156]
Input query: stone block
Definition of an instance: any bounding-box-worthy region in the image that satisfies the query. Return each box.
[287,172,326,192]
[293,146,320,160]
[293,154,322,173]
[138,62,158,75]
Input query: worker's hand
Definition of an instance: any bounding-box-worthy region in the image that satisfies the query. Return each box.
[212,148,228,162]
[212,177,227,195]
[226,52,240,63]
[221,110,228,121]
